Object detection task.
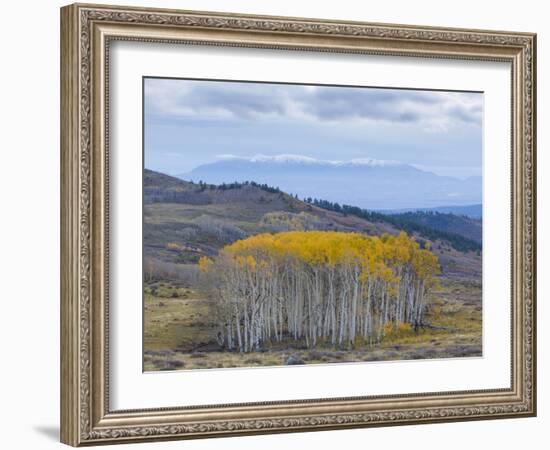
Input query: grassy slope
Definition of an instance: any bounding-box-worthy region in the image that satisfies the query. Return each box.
[144,277,481,371]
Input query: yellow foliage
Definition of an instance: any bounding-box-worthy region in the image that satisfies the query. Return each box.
[383,321,394,336]
[166,242,183,251]
[398,322,413,333]
[205,231,440,350]
[198,256,213,272]
[383,321,414,338]
[235,255,257,271]
[221,230,439,284]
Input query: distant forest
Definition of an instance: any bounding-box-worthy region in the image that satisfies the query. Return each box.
[304,198,482,253]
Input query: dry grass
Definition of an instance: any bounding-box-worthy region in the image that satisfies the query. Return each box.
[144,289,215,352]
[143,277,482,371]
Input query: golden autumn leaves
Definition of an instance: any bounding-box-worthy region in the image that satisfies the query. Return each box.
[199,231,440,353]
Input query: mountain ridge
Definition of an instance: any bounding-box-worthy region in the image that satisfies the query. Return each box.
[212,153,404,167]
[176,155,481,210]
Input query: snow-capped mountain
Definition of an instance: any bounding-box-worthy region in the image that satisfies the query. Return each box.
[215,153,402,167]
[177,154,481,210]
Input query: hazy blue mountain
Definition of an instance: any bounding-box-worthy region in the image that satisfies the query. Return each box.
[379,204,482,219]
[177,155,481,210]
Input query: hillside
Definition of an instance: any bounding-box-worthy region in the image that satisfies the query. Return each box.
[386,211,482,244]
[305,199,481,250]
[144,169,481,281]
[144,169,395,265]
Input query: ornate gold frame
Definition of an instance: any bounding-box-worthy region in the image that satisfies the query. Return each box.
[60,3,536,446]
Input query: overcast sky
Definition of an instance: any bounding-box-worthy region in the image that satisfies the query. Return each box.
[144,77,483,179]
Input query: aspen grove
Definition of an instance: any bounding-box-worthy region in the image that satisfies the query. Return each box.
[199,231,440,353]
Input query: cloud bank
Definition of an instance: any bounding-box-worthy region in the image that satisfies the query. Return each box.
[145,78,482,132]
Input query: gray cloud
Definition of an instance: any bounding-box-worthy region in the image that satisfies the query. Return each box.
[145,78,482,131]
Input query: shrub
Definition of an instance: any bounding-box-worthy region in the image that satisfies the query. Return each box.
[166,242,184,251]
[383,321,414,339]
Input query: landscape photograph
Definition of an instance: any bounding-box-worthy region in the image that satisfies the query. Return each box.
[143,77,483,372]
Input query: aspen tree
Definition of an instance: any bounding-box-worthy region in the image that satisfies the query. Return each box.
[199,231,439,352]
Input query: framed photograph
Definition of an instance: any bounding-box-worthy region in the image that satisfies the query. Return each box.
[60,3,536,446]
